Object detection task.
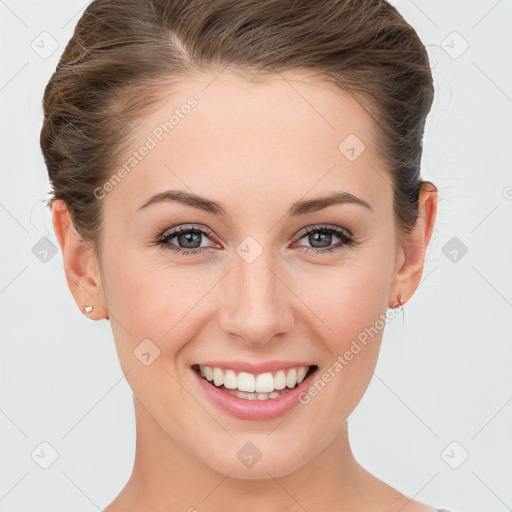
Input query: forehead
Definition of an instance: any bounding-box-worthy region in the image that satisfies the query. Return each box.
[104,69,391,218]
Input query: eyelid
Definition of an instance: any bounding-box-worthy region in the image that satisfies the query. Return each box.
[159,223,217,241]
[293,223,353,241]
[158,223,351,244]
[156,222,358,255]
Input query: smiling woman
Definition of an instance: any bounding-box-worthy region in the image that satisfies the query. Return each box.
[40,0,445,511]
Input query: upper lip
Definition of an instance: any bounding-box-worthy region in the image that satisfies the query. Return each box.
[193,361,317,374]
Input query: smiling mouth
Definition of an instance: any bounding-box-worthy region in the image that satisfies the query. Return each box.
[192,364,318,400]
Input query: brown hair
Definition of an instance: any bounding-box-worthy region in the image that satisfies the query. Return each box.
[40,0,436,254]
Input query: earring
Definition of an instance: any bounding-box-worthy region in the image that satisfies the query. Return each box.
[84,305,94,313]
[396,294,405,307]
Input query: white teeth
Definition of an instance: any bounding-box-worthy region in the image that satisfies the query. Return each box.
[223,369,238,389]
[255,372,275,393]
[237,372,256,392]
[223,388,293,400]
[296,366,308,384]
[198,364,312,395]
[286,368,297,388]
[274,370,287,390]
[213,367,224,387]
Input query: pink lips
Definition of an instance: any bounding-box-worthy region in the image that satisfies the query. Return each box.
[191,363,318,421]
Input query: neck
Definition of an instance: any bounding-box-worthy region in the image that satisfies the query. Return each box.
[106,394,386,512]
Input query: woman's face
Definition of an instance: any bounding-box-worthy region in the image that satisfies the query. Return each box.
[95,70,404,478]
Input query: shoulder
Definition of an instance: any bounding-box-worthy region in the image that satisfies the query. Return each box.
[391,501,440,512]
[355,467,441,512]
[383,493,442,512]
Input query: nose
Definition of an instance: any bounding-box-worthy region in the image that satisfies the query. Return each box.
[216,248,295,347]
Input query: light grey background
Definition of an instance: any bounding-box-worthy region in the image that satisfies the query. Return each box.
[1,1,511,510]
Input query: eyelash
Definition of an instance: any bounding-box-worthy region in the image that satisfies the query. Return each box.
[155,223,359,257]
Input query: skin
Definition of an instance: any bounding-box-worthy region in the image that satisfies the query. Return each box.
[52,69,438,512]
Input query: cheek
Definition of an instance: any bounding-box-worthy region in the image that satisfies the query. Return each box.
[294,263,391,419]
[103,252,216,363]
[298,254,393,348]
[103,228,395,360]
[101,257,198,405]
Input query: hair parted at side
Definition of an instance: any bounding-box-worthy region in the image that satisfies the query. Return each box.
[41,0,436,254]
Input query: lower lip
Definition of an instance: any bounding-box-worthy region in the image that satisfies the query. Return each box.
[192,366,318,421]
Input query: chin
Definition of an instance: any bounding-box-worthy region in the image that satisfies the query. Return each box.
[195,440,311,480]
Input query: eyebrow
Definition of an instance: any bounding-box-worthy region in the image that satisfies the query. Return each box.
[136,189,373,216]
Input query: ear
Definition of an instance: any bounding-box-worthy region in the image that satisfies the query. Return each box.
[51,199,109,320]
[388,182,438,307]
